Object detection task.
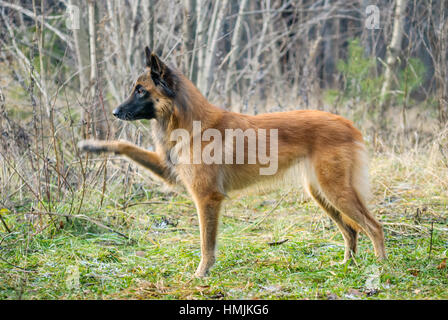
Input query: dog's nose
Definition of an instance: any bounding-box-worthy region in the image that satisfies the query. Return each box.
[112,108,120,118]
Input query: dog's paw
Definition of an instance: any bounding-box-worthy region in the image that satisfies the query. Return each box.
[194,259,214,278]
[194,270,209,278]
[77,140,109,153]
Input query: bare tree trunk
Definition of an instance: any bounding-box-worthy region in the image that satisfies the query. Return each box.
[148,0,155,50]
[266,1,283,109]
[88,0,96,94]
[199,0,228,96]
[32,0,49,115]
[198,0,221,93]
[126,0,140,67]
[141,0,155,54]
[69,0,88,138]
[182,0,196,76]
[300,35,322,108]
[88,0,103,139]
[380,0,407,115]
[433,1,448,126]
[72,8,87,93]
[194,0,207,86]
[224,0,248,109]
[105,0,124,101]
[246,0,271,112]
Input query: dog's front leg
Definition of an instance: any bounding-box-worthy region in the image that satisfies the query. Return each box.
[191,190,224,278]
[78,139,175,184]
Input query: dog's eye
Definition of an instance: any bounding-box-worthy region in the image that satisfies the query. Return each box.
[136,86,147,97]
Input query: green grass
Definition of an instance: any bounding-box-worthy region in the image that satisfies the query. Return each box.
[1,154,447,300]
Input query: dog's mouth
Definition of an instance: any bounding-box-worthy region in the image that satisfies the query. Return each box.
[121,113,134,121]
[112,101,156,121]
[112,108,135,121]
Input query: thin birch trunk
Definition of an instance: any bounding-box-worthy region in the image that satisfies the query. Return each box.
[380,0,407,113]
[69,0,88,137]
[143,0,155,50]
[182,0,196,75]
[70,0,87,93]
[193,0,207,85]
[33,0,49,115]
[196,0,214,93]
[88,0,102,139]
[117,0,129,72]
[126,0,140,67]
[88,0,96,95]
[247,0,271,111]
[199,0,228,96]
[224,0,248,109]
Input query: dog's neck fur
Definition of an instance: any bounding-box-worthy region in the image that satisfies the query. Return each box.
[151,70,224,160]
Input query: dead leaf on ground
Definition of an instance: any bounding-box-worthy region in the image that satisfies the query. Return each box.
[135,251,145,257]
[195,285,210,291]
[407,268,420,276]
[347,289,363,297]
[437,259,446,270]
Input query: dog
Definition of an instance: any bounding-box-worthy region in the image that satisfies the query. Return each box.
[78,47,386,277]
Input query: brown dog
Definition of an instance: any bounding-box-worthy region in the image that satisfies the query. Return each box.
[78,47,386,277]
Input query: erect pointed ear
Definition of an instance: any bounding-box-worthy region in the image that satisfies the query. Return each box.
[149,53,165,77]
[145,49,176,97]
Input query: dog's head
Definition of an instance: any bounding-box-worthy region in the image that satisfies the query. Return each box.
[113,47,177,121]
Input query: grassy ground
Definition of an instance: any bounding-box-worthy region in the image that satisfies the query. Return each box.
[0,151,447,300]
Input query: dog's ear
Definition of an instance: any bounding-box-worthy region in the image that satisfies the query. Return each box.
[150,55,164,77]
[144,47,176,97]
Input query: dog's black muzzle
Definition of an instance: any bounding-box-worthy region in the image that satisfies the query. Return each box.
[112,97,156,121]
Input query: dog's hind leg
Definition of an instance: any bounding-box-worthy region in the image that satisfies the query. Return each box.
[78,140,176,184]
[311,148,387,260]
[322,186,386,260]
[307,184,358,263]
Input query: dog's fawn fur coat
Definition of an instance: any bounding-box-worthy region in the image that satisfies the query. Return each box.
[79,47,386,277]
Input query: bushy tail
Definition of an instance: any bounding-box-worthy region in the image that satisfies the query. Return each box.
[352,141,371,207]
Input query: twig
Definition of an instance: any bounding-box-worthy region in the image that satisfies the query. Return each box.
[0,1,72,47]
[383,222,447,232]
[28,211,132,241]
[122,201,194,210]
[0,215,11,233]
[268,239,289,246]
[428,221,434,259]
[0,255,36,273]
[241,190,291,232]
